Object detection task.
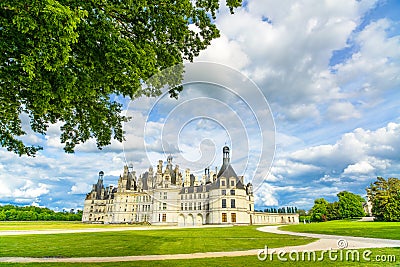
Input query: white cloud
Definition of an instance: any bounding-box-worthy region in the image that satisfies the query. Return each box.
[289,122,400,178]
[343,161,374,175]
[13,181,50,199]
[195,34,250,70]
[254,183,279,206]
[69,182,92,195]
[326,101,361,121]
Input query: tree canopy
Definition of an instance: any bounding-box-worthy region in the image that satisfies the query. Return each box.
[0,204,82,221]
[367,177,400,222]
[309,191,365,222]
[337,191,365,219]
[0,0,242,156]
[310,198,329,222]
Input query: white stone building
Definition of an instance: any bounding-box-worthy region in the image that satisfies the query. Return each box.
[82,146,299,225]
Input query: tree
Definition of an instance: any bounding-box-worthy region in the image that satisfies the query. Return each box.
[310,198,329,222]
[0,0,242,156]
[297,209,307,216]
[326,201,340,220]
[337,191,365,219]
[367,177,400,222]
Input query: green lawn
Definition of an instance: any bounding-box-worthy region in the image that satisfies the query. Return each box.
[0,226,314,258]
[0,248,398,267]
[0,221,142,231]
[280,220,400,240]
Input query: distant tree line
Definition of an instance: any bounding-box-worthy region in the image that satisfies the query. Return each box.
[255,207,298,214]
[309,191,365,222]
[367,177,400,222]
[0,205,82,221]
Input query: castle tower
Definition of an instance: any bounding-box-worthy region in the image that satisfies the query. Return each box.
[148,166,154,189]
[137,174,143,191]
[157,160,163,174]
[96,171,104,199]
[184,168,190,187]
[223,146,230,165]
[177,172,183,187]
[174,164,180,186]
[156,160,163,186]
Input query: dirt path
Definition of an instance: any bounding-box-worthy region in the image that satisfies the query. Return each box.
[1,225,399,263]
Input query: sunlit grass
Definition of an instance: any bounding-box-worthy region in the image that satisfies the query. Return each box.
[0,226,314,258]
[0,248,398,267]
[281,220,400,240]
[0,221,144,231]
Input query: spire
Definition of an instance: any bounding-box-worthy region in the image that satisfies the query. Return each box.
[223,146,230,165]
[98,171,104,181]
[217,146,238,179]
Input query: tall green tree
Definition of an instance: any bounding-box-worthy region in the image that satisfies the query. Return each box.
[337,191,365,219]
[367,177,400,222]
[326,201,340,220]
[0,0,242,156]
[310,198,329,222]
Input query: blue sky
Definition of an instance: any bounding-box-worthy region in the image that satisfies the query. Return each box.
[0,0,399,211]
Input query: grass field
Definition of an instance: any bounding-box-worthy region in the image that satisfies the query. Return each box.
[0,221,142,231]
[0,221,399,266]
[281,220,400,240]
[0,225,314,258]
[0,247,398,267]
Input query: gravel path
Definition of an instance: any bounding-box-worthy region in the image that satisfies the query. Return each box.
[0,225,399,263]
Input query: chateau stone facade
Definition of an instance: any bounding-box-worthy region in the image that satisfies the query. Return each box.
[82,147,299,225]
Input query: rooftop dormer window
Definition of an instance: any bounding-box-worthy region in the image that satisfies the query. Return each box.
[221,179,226,187]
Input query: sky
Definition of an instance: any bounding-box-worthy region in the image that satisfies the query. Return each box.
[0,0,399,211]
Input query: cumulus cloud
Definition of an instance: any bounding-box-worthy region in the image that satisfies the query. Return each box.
[254,183,279,207]
[13,181,50,199]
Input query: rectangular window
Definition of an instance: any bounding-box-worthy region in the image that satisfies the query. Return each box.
[163,203,167,210]
[221,180,226,186]
[222,213,227,222]
[222,199,227,208]
[185,203,188,210]
[198,203,202,210]
[231,199,236,208]
[221,189,226,195]
[181,203,183,210]
[162,214,166,222]
[231,180,235,186]
[189,203,192,210]
[230,189,235,195]
[231,213,236,222]
[164,192,167,199]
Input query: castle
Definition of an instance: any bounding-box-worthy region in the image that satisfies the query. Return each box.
[82,146,299,225]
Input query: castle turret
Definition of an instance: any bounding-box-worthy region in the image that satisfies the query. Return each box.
[184,169,190,187]
[174,165,180,186]
[148,166,154,189]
